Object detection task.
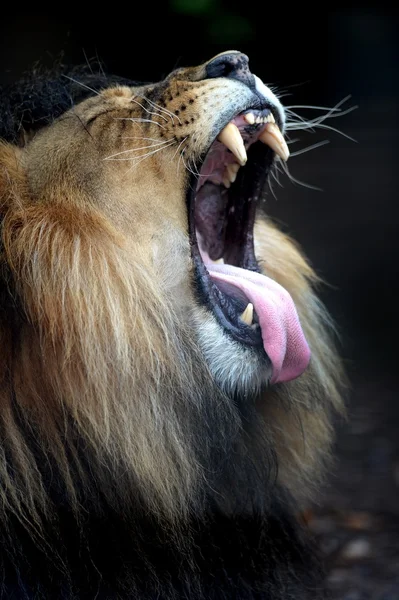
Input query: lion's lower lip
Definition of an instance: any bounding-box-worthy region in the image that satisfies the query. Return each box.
[191,243,264,348]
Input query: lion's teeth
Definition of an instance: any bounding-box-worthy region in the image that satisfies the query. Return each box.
[222,162,240,187]
[267,122,286,144]
[244,112,255,125]
[214,258,225,264]
[259,123,289,161]
[240,303,253,326]
[217,123,247,166]
[225,162,240,183]
[245,112,275,125]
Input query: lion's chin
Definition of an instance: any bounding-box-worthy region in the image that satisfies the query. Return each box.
[192,305,273,395]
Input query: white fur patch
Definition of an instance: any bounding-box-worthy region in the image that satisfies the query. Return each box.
[192,307,272,396]
[253,75,285,128]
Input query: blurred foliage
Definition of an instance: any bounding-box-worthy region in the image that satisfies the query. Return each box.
[170,0,214,14]
[207,14,253,43]
[169,0,253,43]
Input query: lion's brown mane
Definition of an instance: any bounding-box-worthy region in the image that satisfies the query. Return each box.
[0,57,344,599]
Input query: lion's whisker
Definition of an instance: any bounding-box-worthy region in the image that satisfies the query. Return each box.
[181,155,200,178]
[285,96,357,141]
[126,139,177,170]
[289,121,357,142]
[191,158,201,177]
[139,96,182,125]
[106,145,174,162]
[104,140,172,160]
[172,137,188,161]
[288,139,330,157]
[275,158,323,191]
[61,75,100,96]
[177,147,186,175]
[267,175,279,201]
[285,104,344,112]
[179,152,191,176]
[115,118,167,130]
[131,98,168,123]
[120,136,173,148]
[174,141,211,179]
[270,167,283,188]
[122,137,170,142]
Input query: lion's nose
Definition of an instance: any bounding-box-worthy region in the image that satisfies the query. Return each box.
[205,51,254,88]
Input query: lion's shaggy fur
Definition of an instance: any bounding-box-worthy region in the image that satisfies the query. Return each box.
[0,56,344,598]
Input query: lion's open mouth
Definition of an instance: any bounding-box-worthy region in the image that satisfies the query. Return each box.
[189,107,311,384]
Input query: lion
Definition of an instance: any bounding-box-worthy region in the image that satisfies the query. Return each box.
[0,51,343,598]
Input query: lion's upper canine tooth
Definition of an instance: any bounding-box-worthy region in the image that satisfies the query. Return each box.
[259,123,290,161]
[217,123,247,166]
[240,303,253,326]
[214,258,225,264]
[244,113,255,125]
[266,122,286,144]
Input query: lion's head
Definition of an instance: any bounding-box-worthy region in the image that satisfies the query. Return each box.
[0,52,343,528]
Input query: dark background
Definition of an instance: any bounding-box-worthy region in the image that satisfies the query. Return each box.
[1,3,398,597]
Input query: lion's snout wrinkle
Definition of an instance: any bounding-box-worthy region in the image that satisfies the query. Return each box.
[0,53,344,599]
[205,51,255,89]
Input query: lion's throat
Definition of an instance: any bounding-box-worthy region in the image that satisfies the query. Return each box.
[206,264,311,384]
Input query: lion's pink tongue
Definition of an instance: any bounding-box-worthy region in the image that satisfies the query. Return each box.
[206,264,310,384]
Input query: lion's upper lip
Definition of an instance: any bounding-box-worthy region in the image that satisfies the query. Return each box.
[195,107,288,205]
[215,109,289,166]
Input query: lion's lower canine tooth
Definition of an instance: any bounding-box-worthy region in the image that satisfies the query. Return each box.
[226,163,239,183]
[217,123,247,166]
[240,303,253,326]
[222,176,231,188]
[227,163,240,174]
